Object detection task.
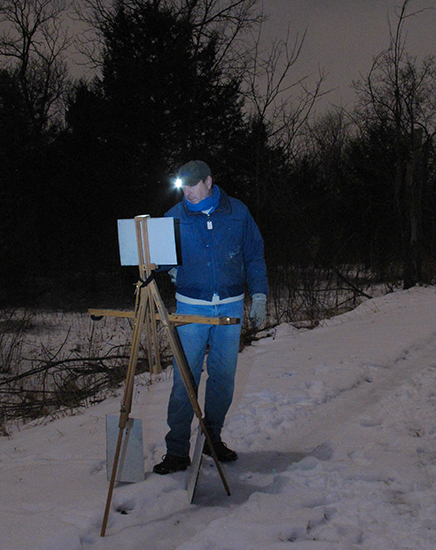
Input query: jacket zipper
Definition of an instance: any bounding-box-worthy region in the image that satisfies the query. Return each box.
[206,213,217,298]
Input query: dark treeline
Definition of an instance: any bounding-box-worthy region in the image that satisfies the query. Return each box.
[1,0,436,309]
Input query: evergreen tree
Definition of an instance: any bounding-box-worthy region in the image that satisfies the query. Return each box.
[67,1,246,220]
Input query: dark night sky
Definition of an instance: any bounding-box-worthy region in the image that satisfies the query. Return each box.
[28,0,436,116]
[261,0,436,112]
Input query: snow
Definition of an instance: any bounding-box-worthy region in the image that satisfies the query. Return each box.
[3,286,436,549]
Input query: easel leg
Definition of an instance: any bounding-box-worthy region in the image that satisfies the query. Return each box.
[145,285,161,374]
[100,426,124,536]
[187,423,206,502]
[100,286,148,537]
[151,281,231,497]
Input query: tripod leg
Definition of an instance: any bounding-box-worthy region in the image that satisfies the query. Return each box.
[100,426,124,536]
[100,286,148,536]
[171,326,230,496]
[151,280,231,496]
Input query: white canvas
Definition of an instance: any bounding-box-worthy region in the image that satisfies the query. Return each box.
[117,217,178,266]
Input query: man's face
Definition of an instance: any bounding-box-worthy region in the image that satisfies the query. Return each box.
[183,176,213,204]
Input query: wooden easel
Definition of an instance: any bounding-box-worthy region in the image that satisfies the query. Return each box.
[90,215,239,536]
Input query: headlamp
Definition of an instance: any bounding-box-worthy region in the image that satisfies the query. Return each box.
[175,177,183,189]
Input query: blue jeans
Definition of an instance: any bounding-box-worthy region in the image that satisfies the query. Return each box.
[165,299,244,457]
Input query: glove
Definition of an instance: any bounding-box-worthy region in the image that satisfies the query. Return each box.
[168,267,178,285]
[249,293,267,328]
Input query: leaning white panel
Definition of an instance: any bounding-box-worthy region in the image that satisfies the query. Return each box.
[106,415,145,483]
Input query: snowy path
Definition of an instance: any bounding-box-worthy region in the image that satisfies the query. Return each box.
[2,287,436,549]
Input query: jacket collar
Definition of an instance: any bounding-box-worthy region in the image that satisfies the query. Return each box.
[182,186,232,216]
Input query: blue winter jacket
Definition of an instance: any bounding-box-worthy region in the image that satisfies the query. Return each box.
[165,186,268,301]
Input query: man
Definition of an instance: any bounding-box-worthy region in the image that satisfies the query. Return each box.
[153,160,268,475]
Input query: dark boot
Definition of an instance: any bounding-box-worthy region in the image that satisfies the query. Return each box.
[203,441,238,462]
[153,454,191,475]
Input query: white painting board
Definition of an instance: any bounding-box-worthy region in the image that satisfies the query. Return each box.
[106,415,145,483]
[118,217,178,266]
[186,423,205,503]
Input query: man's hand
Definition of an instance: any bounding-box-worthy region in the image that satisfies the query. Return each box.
[250,293,267,328]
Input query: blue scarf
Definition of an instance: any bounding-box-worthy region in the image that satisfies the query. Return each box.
[184,185,221,213]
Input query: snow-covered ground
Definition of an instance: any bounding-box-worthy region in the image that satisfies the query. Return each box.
[3,285,436,549]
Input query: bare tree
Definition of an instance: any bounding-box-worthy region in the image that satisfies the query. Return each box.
[0,0,74,135]
[236,16,328,219]
[75,0,262,77]
[76,0,326,142]
[253,27,329,154]
[353,0,436,288]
